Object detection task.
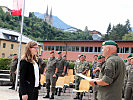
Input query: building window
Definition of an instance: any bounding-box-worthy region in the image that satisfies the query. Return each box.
[125,47,129,53]
[131,47,133,53]
[63,46,66,51]
[89,47,93,52]
[85,47,89,52]
[94,47,98,52]
[56,46,59,51]
[98,47,101,52]
[48,46,51,51]
[76,47,79,52]
[11,44,14,49]
[2,53,5,58]
[51,46,54,50]
[44,46,48,51]
[81,47,84,52]
[67,46,72,51]
[72,46,75,52]
[3,43,6,48]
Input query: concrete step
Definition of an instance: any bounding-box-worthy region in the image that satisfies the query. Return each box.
[0,78,11,86]
[0,73,10,79]
[0,70,10,74]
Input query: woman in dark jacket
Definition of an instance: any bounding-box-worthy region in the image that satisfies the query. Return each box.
[19,41,40,100]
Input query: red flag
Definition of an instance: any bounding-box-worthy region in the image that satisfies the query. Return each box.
[12,0,23,16]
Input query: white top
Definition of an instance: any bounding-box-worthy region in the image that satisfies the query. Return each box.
[33,61,39,87]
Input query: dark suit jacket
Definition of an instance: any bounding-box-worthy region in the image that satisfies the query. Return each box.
[19,59,40,95]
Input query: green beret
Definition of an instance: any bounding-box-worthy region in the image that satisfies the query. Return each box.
[13,53,17,56]
[127,54,132,58]
[94,55,98,57]
[79,54,84,57]
[97,55,103,59]
[63,55,67,57]
[83,55,86,58]
[124,59,127,61]
[102,40,118,47]
[38,54,42,56]
[57,51,62,54]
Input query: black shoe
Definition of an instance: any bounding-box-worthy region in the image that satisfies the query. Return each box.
[73,96,80,99]
[80,94,83,100]
[43,92,49,98]
[50,94,54,99]
[9,87,13,89]
[11,87,15,90]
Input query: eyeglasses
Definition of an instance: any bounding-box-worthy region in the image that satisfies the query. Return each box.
[31,47,39,50]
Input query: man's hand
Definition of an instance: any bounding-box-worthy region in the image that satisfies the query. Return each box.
[22,95,28,100]
[53,74,56,77]
[96,67,100,71]
[89,79,95,86]
[62,72,65,76]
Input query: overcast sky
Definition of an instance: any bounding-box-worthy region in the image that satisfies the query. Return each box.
[1,0,133,34]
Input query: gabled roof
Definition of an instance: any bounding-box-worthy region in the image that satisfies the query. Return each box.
[0,27,41,45]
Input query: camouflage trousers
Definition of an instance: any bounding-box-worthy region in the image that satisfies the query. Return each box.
[46,72,57,93]
[10,72,16,84]
[75,76,83,90]
[125,84,133,100]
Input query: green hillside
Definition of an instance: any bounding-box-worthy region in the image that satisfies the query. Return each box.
[0,7,93,41]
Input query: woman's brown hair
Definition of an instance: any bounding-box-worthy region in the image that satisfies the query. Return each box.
[23,41,38,63]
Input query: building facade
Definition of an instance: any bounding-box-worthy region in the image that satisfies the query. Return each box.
[0,27,41,58]
[38,40,133,62]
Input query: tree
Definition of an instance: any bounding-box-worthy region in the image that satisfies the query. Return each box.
[125,19,131,32]
[106,23,111,34]
[122,32,133,40]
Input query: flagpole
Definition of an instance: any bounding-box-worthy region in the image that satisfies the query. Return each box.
[15,0,25,91]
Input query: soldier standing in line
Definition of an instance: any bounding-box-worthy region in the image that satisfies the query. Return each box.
[43,50,58,99]
[55,51,67,96]
[125,56,133,100]
[92,55,105,100]
[123,54,132,98]
[9,53,18,90]
[91,55,98,79]
[89,40,125,100]
[37,54,46,74]
[62,54,70,93]
[74,54,90,100]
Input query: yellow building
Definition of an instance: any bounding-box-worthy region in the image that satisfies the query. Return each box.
[0,27,42,58]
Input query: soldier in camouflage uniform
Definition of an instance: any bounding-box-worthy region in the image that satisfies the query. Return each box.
[89,40,125,100]
[9,53,18,90]
[124,56,133,100]
[93,55,105,100]
[62,54,70,93]
[43,50,58,99]
[74,54,90,99]
[37,54,46,74]
[55,51,67,96]
[91,55,98,79]
[123,54,132,98]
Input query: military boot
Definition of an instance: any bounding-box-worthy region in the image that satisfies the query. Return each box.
[43,92,49,98]
[80,94,83,100]
[74,92,80,99]
[55,88,58,95]
[50,93,54,99]
[9,84,15,89]
[57,88,62,96]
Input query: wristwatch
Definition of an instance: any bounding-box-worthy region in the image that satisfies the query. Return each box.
[94,80,97,85]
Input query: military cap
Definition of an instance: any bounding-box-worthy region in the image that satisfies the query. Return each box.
[79,54,84,57]
[97,55,103,59]
[94,55,98,57]
[50,50,54,54]
[83,55,86,58]
[38,54,42,56]
[57,51,62,54]
[63,55,67,57]
[13,53,17,56]
[127,54,132,58]
[123,59,127,61]
[102,40,118,47]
